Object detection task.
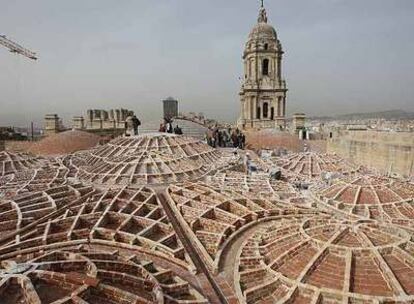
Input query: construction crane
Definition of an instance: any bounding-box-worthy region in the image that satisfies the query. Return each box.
[0,35,37,60]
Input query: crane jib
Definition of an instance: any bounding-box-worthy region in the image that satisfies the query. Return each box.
[0,35,37,60]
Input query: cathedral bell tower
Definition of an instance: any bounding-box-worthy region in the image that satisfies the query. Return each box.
[239,2,287,130]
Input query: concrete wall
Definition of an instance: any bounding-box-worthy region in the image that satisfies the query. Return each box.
[328,130,414,177]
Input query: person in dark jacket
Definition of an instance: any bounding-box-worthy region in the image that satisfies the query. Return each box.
[231,130,239,148]
[131,115,141,135]
[238,132,246,149]
[174,125,183,135]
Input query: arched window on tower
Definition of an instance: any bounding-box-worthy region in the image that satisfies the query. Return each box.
[263,102,269,118]
[264,43,268,50]
[270,107,274,120]
[256,107,261,119]
[262,59,269,76]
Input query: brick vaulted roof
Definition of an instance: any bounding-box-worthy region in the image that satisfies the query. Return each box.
[67,134,234,187]
[0,151,46,176]
[237,215,414,303]
[268,152,361,182]
[314,175,414,220]
[0,186,207,303]
[29,130,101,156]
[0,133,413,304]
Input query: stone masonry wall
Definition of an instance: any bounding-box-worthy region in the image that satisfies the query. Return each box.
[327,130,414,177]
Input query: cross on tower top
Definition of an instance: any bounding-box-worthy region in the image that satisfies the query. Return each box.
[261,0,264,8]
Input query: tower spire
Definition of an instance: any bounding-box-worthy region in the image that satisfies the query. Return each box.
[257,1,267,23]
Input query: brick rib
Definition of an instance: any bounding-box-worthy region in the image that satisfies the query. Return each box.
[156,188,231,304]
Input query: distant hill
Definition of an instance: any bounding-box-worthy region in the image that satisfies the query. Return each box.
[310,110,414,121]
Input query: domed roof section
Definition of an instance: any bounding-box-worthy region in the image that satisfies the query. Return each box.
[28,130,101,156]
[248,6,277,41]
[237,215,414,303]
[315,175,414,220]
[69,133,232,187]
[0,151,46,176]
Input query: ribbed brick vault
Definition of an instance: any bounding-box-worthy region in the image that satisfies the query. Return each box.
[0,248,207,304]
[236,215,414,303]
[0,166,71,198]
[66,134,235,187]
[0,151,46,177]
[0,134,413,304]
[0,185,211,303]
[266,152,361,182]
[314,175,414,220]
[166,181,316,272]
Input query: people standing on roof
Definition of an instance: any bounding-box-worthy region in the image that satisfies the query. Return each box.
[219,130,225,147]
[211,132,217,148]
[124,120,128,136]
[131,115,141,136]
[217,130,224,147]
[238,132,246,149]
[159,122,166,132]
[166,121,173,133]
[213,128,220,148]
[244,152,251,175]
[231,130,239,148]
[206,128,214,146]
[174,125,183,135]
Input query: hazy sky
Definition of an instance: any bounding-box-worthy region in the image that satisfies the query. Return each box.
[1,0,414,127]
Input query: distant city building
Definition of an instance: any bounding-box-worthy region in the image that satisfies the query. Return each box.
[292,113,306,132]
[72,116,85,130]
[346,124,368,131]
[0,127,28,141]
[44,114,62,136]
[292,113,307,140]
[71,108,133,132]
[239,3,288,130]
[163,97,179,119]
[85,108,133,130]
